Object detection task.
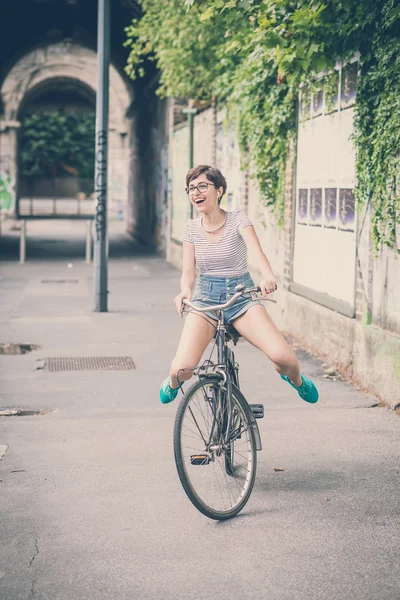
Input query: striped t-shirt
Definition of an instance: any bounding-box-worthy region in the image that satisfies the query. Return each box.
[183,210,253,276]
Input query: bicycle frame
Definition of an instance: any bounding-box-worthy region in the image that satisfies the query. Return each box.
[183,286,271,452]
[204,310,237,448]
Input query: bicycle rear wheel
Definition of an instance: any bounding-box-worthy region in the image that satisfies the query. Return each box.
[173,374,257,520]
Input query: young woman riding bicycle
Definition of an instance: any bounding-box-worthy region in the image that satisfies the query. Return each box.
[159,165,318,405]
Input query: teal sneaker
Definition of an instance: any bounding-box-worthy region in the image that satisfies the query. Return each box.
[159,377,180,404]
[280,374,319,404]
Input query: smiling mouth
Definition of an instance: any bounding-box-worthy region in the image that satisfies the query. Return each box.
[195,199,205,205]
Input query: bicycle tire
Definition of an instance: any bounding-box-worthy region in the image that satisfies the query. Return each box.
[224,402,243,476]
[173,374,257,520]
[225,440,234,476]
[224,365,239,475]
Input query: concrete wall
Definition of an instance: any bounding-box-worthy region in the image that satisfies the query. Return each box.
[194,108,215,166]
[372,244,400,332]
[166,103,400,409]
[151,98,170,252]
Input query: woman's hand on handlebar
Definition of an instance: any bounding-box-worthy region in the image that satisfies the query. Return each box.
[259,278,277,298]
[174,289,192,318]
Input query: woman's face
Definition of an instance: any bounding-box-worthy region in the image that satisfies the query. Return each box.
[187,175,223,214]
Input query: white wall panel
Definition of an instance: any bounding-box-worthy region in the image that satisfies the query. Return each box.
[171,126,190,242]
[293,106,356,305]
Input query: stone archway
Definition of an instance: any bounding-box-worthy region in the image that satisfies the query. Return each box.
[0,41,133,220]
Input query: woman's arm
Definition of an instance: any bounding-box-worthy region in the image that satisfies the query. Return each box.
[175,241,196,317]
[180,241,196,294]
[240,226,277,295]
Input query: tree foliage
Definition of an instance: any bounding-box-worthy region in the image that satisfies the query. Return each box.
[20,111,95,180]
[125,0,400,250]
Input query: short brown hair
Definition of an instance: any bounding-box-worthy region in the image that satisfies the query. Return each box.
[186,165,227,204]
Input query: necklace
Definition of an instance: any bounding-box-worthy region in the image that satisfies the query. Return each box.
[201,210,227,234]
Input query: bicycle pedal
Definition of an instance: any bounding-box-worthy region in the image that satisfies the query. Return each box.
[190,454,211,466]
[250,404,264,419]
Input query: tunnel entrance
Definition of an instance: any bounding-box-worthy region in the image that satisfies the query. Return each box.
[18,78,96,218]
[0,40,169,255]
[1,42,133,227]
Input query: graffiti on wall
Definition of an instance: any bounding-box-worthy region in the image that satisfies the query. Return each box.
[0,153,16,212]
[154,143,169,249]
[0,171,14,211]
[94,130,107,241]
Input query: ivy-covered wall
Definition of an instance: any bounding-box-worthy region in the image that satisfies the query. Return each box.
[167,101,400,407]
[129,1,400,407]
[125,0,400,253]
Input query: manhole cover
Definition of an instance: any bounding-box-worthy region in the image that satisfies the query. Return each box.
[0,343,40,355]
[40,240,67,244]
[41,357,136,371]
[41,280,79,284]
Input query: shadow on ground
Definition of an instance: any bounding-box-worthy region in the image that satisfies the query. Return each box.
[0,220,158,262]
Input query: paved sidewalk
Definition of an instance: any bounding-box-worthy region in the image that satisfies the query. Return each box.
[0,221,399,600]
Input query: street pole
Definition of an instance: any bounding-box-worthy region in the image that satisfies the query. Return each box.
[93,0,110,312]
[183,105,197,219]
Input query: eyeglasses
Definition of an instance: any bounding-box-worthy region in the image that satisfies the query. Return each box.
[185,182,217,196]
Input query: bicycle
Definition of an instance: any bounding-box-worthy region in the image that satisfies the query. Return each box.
[173,284,276,520]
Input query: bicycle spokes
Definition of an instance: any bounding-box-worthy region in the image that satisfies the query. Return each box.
[176,379,256,517]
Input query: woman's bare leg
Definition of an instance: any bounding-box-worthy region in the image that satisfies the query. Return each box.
[169,312,216,388]
[232,305,302,386]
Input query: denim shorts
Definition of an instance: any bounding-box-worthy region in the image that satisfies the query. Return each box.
[191,272,262,324]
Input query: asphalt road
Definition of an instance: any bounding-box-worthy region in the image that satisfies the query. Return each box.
[0,221,399,600]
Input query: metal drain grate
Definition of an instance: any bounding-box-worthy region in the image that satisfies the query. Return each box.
[44,357,136,371]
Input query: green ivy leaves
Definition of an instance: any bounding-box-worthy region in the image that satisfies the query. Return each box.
[20,112,95,180]
[125,0,399,251]
[354,33,400,252]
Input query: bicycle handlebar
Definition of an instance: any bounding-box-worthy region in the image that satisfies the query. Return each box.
[182,285,277,313]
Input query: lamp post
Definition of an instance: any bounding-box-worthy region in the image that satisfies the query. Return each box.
[93,0,110,312]
[182,103,197,218]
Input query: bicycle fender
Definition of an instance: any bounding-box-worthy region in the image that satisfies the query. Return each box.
[232,384,262,452]
[249,414,262,452]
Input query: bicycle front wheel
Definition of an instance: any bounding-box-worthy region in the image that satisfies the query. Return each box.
[173,375,257,520]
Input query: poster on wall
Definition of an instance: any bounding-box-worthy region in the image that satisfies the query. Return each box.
[338,188,355,232]
[297,189,308,224]
[324,188,338,228]
[309,188,322,226]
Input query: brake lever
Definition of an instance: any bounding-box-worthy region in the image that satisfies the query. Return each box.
[252,286,277,303]
[232,284,277,303]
